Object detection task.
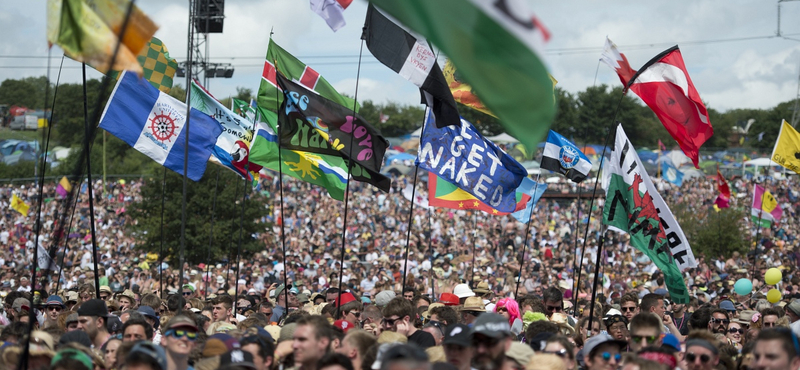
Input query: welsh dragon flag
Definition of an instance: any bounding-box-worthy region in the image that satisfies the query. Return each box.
[603,124,693,303]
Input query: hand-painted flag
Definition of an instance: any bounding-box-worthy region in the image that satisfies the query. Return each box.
[602,124,694,303]
[99,71,222,181]
[510,178,547,224]
[600,37,637,87]
[249,108,348,200]
[417,110,527,213]
[442,59,558,118]
[362,4,460,128]
[607,43,712,169]
[47,0,158,74]
[714,168,730,209]
[752,184,782,228]
[37,244,60,273]
[771,120,800,175]
[427,173,531,216]
[56,176,72,198]
[368,0,555,152]
[257,39,357,114]
[661,161,684,186]
[277,73,391,192]
[403,182,431,210]
[541,130,592,183]
[10,193,29,217]
[190,80,262,182]
[310,0,352,32]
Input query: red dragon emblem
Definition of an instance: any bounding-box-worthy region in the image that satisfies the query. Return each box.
[627,173,668,245]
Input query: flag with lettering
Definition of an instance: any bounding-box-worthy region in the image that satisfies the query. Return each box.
[771,120,800,175]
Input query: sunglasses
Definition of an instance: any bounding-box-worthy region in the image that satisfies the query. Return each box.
[542,349,569,358]
[686,353,711,363]
[182,292,193,296]
[620,307,637,312]
[47,306,63,312]
[600,352,621,362]
[165,329,198,341]
[728,328,745,334]
[631,335,658,344]
[546,305,563,312]
[463,311,483,316]
[347,311,361,318]
[382,317,400,326]
[711,318,730,325]
[763,322,776,328]
[497,307,508,313]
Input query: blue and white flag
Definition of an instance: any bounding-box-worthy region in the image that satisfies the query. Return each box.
[417,110,527,213]
[661,161,684,186]
[511,178,547,224]
[99,71,222,181]
[540,130,592,183]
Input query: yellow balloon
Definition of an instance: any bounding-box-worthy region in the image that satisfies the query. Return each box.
[767,288,782,303]
[765,268,783,285]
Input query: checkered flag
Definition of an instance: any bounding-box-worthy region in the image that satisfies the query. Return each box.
[109,37,178,93]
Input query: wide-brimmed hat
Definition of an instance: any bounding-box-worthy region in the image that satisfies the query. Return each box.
[461,297,485,312]
[473,282,491,295]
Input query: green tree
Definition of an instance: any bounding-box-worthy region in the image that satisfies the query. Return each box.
[127,168,268,265]
[673,202,749,258]
[0,76,50,109]
[359,100,425,137]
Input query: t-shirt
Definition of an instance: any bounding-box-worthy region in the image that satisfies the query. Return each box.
[408,330,436,349]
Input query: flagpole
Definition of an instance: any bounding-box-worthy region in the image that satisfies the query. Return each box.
[82,63,101,298]
[158,167,167,296]
[233,103,258,303]
[751,185,766,280]
[515,174,541,298]
[469,211,478,285]
[586,228,608,333]
[271,36,291,316]
[401,108,430,290]
[205,167,221,301]
[177,0,196,293]
[427,206,435,300]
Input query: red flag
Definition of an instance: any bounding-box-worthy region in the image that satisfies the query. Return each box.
[658,139,667,152]
[625,46,712,168]
[714,168,731,209]
[600,37,637,87]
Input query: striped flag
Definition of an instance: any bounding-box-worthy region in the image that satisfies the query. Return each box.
[540,130,592,183]
[752,184,782,227]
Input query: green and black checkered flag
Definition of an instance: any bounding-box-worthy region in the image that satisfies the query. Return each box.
[109,37,177,93]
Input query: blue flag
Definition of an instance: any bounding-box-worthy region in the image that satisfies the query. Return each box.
[541,130,593,182]
[511,178,547,224]
[100,71,222,181]
[661,161,684,186]
[417,110,527,213]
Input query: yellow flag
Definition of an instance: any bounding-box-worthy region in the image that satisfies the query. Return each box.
[10,194,29,217]
[772,119,800,175]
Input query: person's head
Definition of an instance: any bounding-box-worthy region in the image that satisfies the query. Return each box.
[241,335,276,370]
[161,315,199,359]
[125,341,167,370]
[683,339,720,370]
[76,299,109,341]
[583,333,626,370]
[471,313,512,370]
[442,324,473,370]
[294,315,335,366]
[639,294,665,319]
[628,313,662,352]
[336,330,375,367]
[213,296,234,322]
[318,352,354,370]
[341,300,364,325]
[543,287,564,317]
[379,344,430,370]
[429,306,458,326]
[122,318,153,342]
[119,292,136,311]
[577,316,601,343]
[327,288,340,304]
[182,284,196,299]
[494,298,520,325]
[708,309,730,335]
[619,293,639,322]
[422,321,445,345]
[45,296,66,321]
[543,335,576,370]
[259,301,274,318]
[382,298,416,333]
[760,308,781,329]
[603,314,628,341]
[402,287,416,301]
[102,337,123,369]
[753,328,800,370]
[51,348,94,370]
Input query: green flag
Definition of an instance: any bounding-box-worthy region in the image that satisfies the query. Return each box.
[257,39,358,113]
[247,107,348,201]
[367,0,555,151]
[603,125,690,304]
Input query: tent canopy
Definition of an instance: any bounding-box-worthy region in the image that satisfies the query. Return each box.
[487,133,519,144]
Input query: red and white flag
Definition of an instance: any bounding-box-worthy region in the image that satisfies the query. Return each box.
[602,41,713,168]
[310,0,353,32]
[600,37,637,86]
[714,168,731,209]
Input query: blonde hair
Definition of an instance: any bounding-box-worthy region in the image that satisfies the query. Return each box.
[525,354,566,370]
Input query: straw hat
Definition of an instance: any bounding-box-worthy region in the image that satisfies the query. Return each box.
[461,297,486,312]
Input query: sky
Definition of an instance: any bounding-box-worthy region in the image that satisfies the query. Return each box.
[5,0,800,116]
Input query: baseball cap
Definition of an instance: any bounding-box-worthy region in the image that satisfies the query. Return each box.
[203,333,241,357]
[439,293,459,306]
[661,333,680,352]
[182,284,195,292]
[12,298,30,312]
[46,295,65,307]
[506,342,535,367]
[334,319,356,333]
[442,324,471,347]
[375,290,396,307]
[220,349,257,370]
[719,300,736,312]
[77,299,108,318]
[58,331,92,348]
[127,341,167,370]
[137,306,159,321]
[583,333,627,358]
[164,315,198,332]
[471,313,511,338]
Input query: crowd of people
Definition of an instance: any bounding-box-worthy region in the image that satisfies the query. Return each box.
[0,162,799,370]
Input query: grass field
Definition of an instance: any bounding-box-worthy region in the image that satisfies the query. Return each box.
[0,127,41,142]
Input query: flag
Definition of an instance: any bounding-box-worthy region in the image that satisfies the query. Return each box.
[379,112,390,123]
[443,59,559,117]
[56,176,72,198]
[249,108,348,200]
[47,0,158,74]
[417,110,527,213]
[603,124,694,303]
[37,244,60,273]
[277,73,391,192]
[427,173,531,216]
[658,139,667,152]
[510,178,547,224]
[99,71,221,181]
[368,0,555,152]
[771,119,800,175]
[600,37,637,87]
[608,44,712,168]
[714,168,730,209]
[751,184,782,228]
[758,132,765,141]
[10,193,29,217]
[110,37,178,93]
[310,0,352,32]
[190,79,262,181]
[257,39,357,114]
[362,4,460,128]
[403,182,431,210]
[540,130,592,183]
[661,161,684,186]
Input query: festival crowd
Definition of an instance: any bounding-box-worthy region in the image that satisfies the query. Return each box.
[0,166,799,370]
